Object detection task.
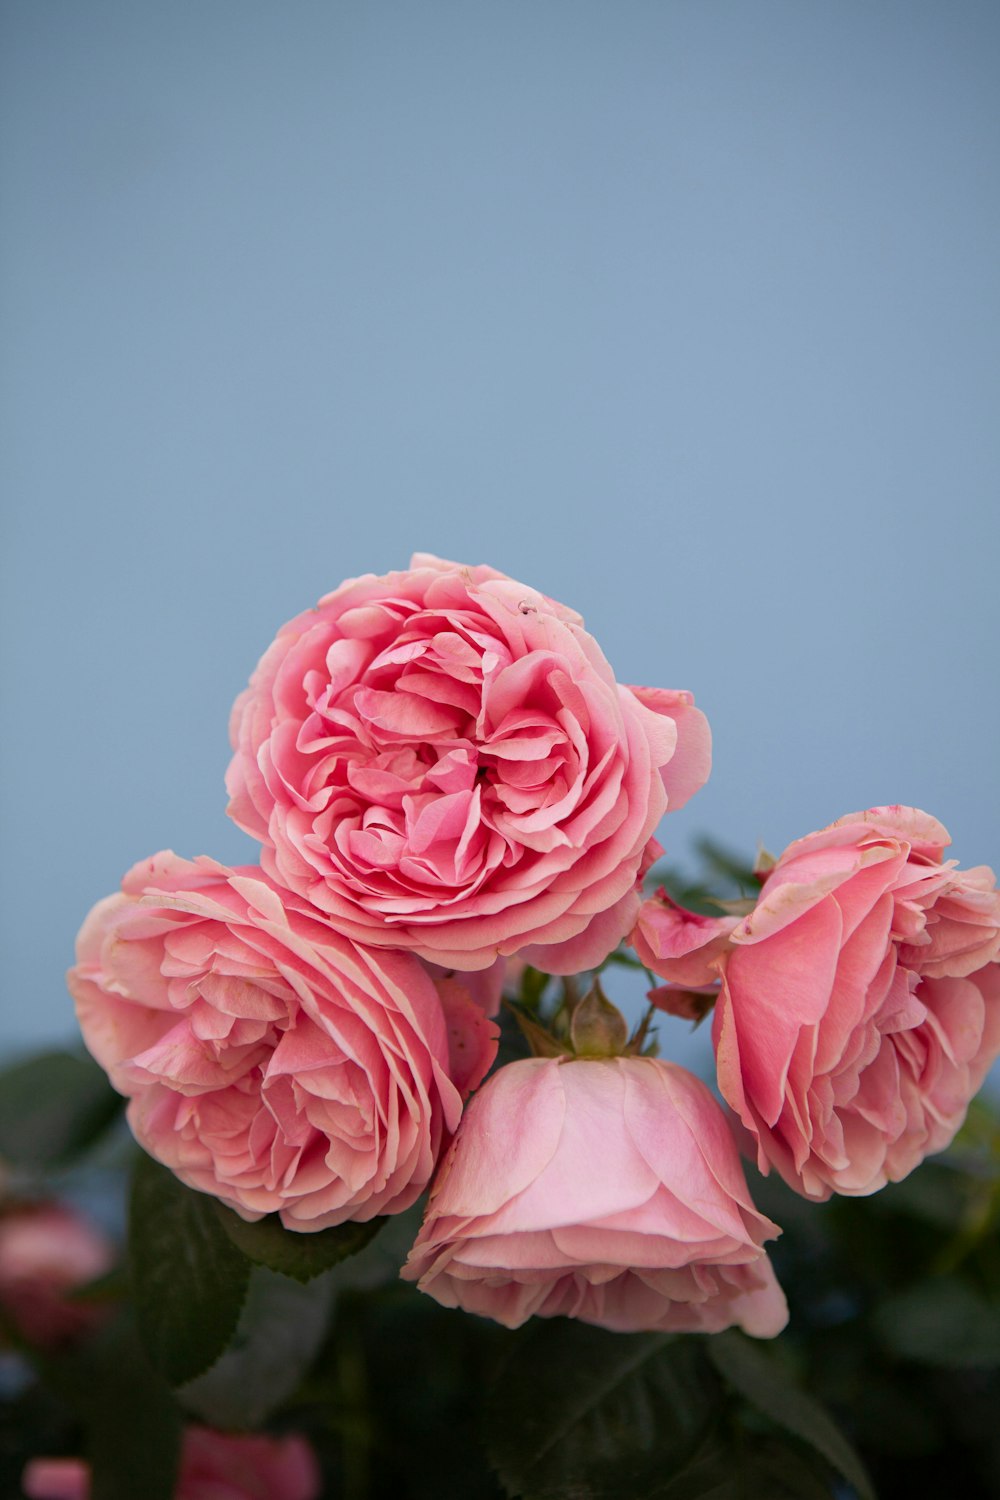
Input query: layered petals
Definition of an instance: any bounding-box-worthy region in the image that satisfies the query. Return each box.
[712,807,1000,1200]
[402,1056,787,1338]
[632,888,740,989]
[67,853,494,1230]
[226,555,710,972]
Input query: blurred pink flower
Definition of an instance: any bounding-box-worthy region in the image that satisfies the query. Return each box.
[711,807,1000,1199]
[226,554,710,973]
[402,1055,787,1337]
[68,853,495,1229]
[22,1459,89,1500]
[175,1427,320,1500]
[0,1202,113,1348]
[23,1426,320,1500]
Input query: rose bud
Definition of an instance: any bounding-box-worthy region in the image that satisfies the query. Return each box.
[68,853,497,1229]
[226,554,710,973]
[402,1055,787,1338]
[712,806,1000,1199]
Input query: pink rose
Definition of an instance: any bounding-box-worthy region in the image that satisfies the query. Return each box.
[709,807,1000,1199]
[23,1426,320,1500]
[632,890,740,988]
[226,554,710,973]
[0,1202,114,1347]
[402,1055,788,1338]
[68,852,496,1229]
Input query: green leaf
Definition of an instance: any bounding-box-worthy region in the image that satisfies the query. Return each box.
[485,1322,721,1500]
[181,1265,335,1427]
[738,1436,844,1499]
[0,1050,122,1168]
[657,1432,841,1500]
[874,1278,1000,1368]
[651,1435,741,1500]
[212,1200,385,1282]
[707,1332,875,1500]
[129,1152,250,1385]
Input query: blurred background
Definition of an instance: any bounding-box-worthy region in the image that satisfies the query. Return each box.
[2,1,998,1062]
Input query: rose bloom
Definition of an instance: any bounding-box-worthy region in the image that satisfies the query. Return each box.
[23,1426,320,1500]
[0,1202,114,1347]
[402,1055,787,1338]
[638,807,1000,1200]
[226,554,710,973]
[68,853,496,1229]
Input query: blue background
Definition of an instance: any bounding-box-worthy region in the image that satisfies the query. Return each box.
[2,1,998,1068]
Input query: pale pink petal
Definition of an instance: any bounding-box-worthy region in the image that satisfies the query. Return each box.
[403,1056,785,1339]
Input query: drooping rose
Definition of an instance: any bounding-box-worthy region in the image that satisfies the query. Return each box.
[707,807,1000,1199]
[23,1426,320,1500]
[226,554,710,973]
[68,852,496,1229]
[0,1202,114,1347]
[402,1055,787,1337]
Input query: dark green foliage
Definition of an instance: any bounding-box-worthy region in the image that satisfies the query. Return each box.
[212,1201,385,1283]
[745,1116,1000,1500]
[873,1279,1000,1367]
[128,1152,250,1386]
[40,1315,182,1500]
[0,1051,122,1168]
[300,1285,508,1500]
[707,1332,874,1500]
[76,1319,183,1500]
[180,1267,335,1428]
[485,1323,720,1500]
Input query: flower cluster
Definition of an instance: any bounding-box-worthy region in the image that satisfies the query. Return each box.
[67,555,1000,1349]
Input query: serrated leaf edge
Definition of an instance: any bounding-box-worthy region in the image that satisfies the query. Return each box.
[128,1154,253,1387]
[211,1201,384,1282]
